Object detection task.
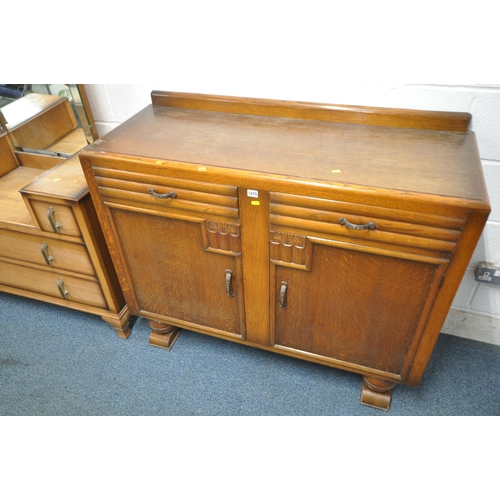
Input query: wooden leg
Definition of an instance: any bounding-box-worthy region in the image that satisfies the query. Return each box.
[149,320,181,350]
[102,305,132,339]
[360,376,396,411]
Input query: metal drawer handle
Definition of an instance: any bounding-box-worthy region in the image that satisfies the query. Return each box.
[280,281,288,309]
[225,269,234,297]
[148,188,177,199]
[40,242,54,265]
[339,217,377,231]
[57,278,69,300]
[47,207,61,233]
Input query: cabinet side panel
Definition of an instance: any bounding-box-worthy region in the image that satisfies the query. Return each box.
[407,210,491,385]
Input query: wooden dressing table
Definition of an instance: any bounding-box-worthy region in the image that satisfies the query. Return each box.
[0,90,130,339]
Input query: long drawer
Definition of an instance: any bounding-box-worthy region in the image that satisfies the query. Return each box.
[0,228,95,275]
[92,166,239,219]
[0,260,107,308]
[270,192,465,256]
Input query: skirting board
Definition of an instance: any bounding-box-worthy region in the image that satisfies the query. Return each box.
[442,308,500,346]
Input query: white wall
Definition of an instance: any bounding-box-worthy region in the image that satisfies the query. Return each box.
[84,83,500,345]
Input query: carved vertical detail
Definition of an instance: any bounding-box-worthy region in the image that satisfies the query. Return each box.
[205,220,241,254]
[270,231,311,270]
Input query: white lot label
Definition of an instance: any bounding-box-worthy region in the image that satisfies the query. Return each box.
[247,189,259,198]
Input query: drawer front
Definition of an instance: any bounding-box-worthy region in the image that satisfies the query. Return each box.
[0,228,95,276]
[92,166,239,219]
[28,200,82,237]
[0,261,107,308]
[270,192,465,256]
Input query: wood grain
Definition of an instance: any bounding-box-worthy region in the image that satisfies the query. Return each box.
[273,244,443,375]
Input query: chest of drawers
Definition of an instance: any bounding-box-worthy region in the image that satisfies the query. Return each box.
[79,91,490,410]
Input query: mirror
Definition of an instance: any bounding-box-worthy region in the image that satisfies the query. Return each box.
[0,84,97,159]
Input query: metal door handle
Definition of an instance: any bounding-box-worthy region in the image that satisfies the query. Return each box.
[47,207,61,233]
[225,269,234,297]
[148,188,177,199]
[40,242,54,265]
[280,281,288,309]
[57,279,69,299]
[339,217,376,231]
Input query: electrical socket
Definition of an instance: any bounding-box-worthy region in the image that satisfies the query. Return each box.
[475,262,500,286]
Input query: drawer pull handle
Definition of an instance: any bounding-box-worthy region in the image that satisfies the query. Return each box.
[280,281,288,309]
[57,278,69,300]
[225,269,234,297]
[148,188,177,199]
[47,207,61,233]
[339,218,377,231]
[40,242,54,265]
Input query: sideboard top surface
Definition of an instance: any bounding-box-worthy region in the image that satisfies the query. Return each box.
[83,92,488,204]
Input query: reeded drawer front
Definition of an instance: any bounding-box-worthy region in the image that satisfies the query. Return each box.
[92,166,239,219]
[270,192,465,256]
[28,200,82,238]
[0,228,95,276]
[0,260,107,308]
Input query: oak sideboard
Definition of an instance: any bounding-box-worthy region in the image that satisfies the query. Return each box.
[79,91,490,410]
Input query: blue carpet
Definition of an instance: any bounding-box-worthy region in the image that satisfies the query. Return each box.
[1,291,499,416]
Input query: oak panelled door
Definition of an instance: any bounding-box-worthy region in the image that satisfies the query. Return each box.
[108,207,245,340]
[271,239,448,380]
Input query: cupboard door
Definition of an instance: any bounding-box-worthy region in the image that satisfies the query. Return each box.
[272,241,447,378]
[109,207,244,338]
